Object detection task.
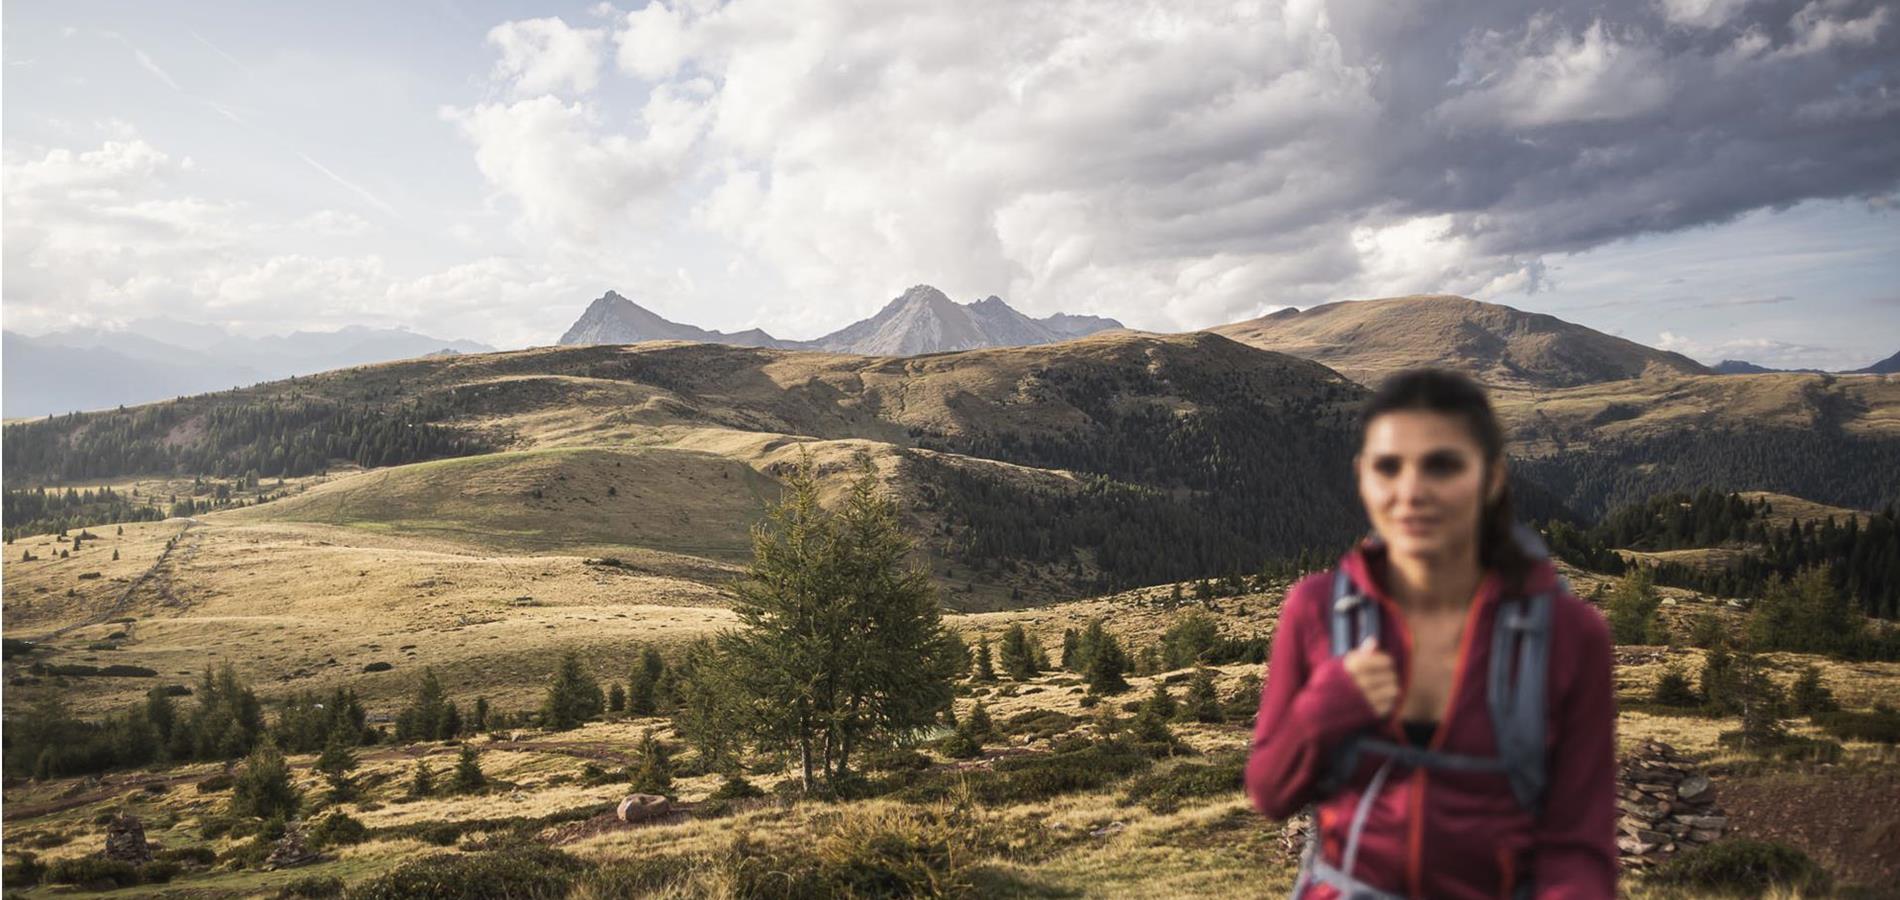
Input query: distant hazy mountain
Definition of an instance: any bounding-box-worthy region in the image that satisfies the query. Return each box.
[1209,294,1712,389]
[3,324,493,418]
[1712,352,1896,375]
[558,290,791,348]
[555,285,1125,355]
[1713,359,1785,374]
[1847,351,1900,375]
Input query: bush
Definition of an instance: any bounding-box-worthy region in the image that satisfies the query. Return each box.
[1790,665,1838,715]
[1645,838,1830,896]
[937,730,984,760]
[901,739,1151,805]
[996,709,1072,742]
[140,859,182,883]
[344,847,585,900]
[309,811,369,848]
[812,806,970,898]
[709,774,766,800]
[3,852,44,886]
[43,856,141,889]
[231,741,301,820]
[158,845,218,866]
[279,874,347,898]
[861,748,933,772]
[1652,665,1700,707]
[1121,753,1246,812]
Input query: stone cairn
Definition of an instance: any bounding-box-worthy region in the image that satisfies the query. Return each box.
[265,821,321,870]
[101,813,153,864]
[1617,739,1727,870]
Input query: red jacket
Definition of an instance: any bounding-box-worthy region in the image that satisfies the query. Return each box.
[1245,540,1618,899]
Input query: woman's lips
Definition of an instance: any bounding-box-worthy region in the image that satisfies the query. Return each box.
[1397,516,1439,535]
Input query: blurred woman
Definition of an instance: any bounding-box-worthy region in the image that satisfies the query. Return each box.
[1246,368,1616,899]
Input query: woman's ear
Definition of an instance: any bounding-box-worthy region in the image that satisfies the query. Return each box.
[1486,460,1508,504]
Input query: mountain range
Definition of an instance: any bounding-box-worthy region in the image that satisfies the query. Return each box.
[3,322,492,419]
[1714,351,1900,375]
[558,285,1125,356]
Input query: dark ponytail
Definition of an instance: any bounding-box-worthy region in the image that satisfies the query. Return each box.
[1360,368,1536,592]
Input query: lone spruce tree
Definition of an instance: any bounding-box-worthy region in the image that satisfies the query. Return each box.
[541,651,603,730]
[719,448,961,792]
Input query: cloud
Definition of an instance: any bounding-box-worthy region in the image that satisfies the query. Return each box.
[486,17,606,97]
[1,130,574,346]
[444,0,1899,334]
[1655,330,1840,367]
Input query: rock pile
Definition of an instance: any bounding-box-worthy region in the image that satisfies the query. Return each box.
[1617,739,1727,869]
[102,813,153,863]
[265,822,321,870]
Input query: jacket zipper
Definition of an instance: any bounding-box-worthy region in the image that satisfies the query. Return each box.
[1354,553,1498,900]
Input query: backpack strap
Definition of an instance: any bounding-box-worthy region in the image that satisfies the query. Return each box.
[1487,590,1553,816]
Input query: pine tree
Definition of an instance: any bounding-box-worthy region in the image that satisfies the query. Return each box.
[541,651,604,730]
[1607,567,1666,645]
[1186,668,1224,722]
[1080,620,1130,694]
[316,730,359,802]
[407,759,435,798]
[452,745,485,793]
[1059,628,1080,668]
[998,625,1041,679]
[1225,673,1263,724]
[608,683,627,713]
[1790,664,1838,715]
[715,449,962,791]
[973,637,996,682]
[395,668,453,742]
[628,728,673,796]
[1652,665,1699,707]
[230,739,300,820]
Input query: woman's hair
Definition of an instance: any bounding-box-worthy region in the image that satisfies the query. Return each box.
[1360,367,1536,590]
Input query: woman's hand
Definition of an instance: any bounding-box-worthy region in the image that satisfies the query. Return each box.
[1342,635,1399,717]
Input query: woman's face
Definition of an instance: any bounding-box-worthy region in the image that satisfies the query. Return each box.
[1355,410,1505,565]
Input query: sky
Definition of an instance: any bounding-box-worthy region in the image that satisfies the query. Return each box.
[3,0,1896,370]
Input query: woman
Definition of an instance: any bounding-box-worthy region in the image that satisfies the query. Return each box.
[1245,368,1616,900]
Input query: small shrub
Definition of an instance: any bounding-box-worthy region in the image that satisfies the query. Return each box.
[44,856,140,889]
[3,852,44,886]
[140,859,182,883]
[362,661,393,673]
[999,709,1075,742]
[343,846,585,900]
[158,845,218,866]
[812,806,969,897]
[1651,665,1699,707]
[708,774,766,800]
[1645,838,1830,896]
[937,730,983,760]
[1122,753,1246,812]
[279,874,347,898]
[309,811,369,848]
[861,747,933,772]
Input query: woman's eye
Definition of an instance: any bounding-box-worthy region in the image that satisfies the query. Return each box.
[1422,453,1467,476]
[1373,458,1402,476]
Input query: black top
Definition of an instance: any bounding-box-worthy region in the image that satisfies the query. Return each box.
[1402,719,1438,748]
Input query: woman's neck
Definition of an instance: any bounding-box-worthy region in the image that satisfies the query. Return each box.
[1383,541,1484,614]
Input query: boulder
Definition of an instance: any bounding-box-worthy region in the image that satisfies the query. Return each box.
[617,793,671,823]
